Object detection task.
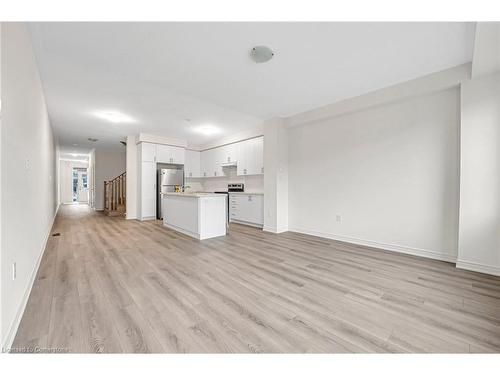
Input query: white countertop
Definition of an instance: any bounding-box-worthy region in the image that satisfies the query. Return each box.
[228,192,264,195]
[162,192,225,198]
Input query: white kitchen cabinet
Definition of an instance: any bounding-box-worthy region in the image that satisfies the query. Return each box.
[201,148,223,178]
[237,136,264,176]
[196,136,263,178]
[229,193,264,227]
[212,148,224,177]
[236,139,248,176]
[185,150,201,178]
[200,149,212,178]
[156,144,185,164]
[251,136,264,175]
[171,145,185,164]
[139,142,157,162]
[219,143,238,164]
[140,161,157,220]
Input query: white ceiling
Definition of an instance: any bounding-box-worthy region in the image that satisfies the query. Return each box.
[29,22,475,152]
[59,146,90,162]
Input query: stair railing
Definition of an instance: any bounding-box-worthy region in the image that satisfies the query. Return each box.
[104,171,126,213]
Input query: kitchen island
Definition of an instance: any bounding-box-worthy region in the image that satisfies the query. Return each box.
[161,192,227,240]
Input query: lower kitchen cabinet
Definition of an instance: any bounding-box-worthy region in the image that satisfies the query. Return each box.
[229,193,264,227]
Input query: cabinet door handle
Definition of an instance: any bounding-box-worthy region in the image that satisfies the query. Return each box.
[228,157,230,162]
[189,172,192,177]
[214,171,217,176]
[243,169,247,175]
[261,167,264,173]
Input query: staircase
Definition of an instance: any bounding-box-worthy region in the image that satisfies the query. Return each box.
[104,172,126,217]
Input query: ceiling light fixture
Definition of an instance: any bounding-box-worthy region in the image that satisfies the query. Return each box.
[192,125,221,136]
[94,110,135,124]
[250,46,275,63]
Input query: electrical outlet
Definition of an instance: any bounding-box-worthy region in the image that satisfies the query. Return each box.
[336,214,342,223]
[12,262,17,280]
[25,159,30,170]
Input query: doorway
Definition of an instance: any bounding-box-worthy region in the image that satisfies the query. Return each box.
[72,167,89,203]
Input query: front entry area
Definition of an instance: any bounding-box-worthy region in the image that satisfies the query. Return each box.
[73,168,89,203]
[12,204,500,353]
[60,159,90,205]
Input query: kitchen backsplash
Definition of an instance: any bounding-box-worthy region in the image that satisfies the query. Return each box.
[185,169,263,193]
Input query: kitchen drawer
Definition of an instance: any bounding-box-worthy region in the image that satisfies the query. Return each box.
[229,194,263,226]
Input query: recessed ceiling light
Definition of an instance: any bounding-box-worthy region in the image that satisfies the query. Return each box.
[250,46,275,63]
[192,125,221,136]
[94,110,135,124]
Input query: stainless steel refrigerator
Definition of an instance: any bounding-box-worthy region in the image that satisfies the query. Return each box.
[157,168,184,219]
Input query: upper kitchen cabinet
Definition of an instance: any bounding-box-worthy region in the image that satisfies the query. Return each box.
[252,136,264,174]
[202,148,223,177]
[139,142,157,162]
[185,150,201,178]
[219,142,238,165]
[156,144,185,164]
[200,148,212,178]
[237,136,264,176]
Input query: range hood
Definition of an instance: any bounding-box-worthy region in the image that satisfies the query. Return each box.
[221,161,237,167]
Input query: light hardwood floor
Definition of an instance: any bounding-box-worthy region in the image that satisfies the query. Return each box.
[12,204,500,353]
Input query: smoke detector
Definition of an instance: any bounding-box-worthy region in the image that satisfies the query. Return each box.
[250,46,275,63]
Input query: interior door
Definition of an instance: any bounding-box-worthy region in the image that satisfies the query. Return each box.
[76,170,89,202]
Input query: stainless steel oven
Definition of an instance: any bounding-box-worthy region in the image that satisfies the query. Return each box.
[215,183,244,224]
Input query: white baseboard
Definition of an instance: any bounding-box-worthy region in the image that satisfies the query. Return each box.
[263,226,288,234]
[2,204,60,352]
[230,219,263,229]
[288,227,457,263]
[263,226,277,233]
[456,260,500,276]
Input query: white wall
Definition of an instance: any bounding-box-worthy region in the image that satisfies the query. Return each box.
[59,160,89,204]
[125,135,138,219]
[287,88,461,262]
[94,146,126,211]
[191,124,263,151]
[471,23,500,78]
[263,118,289,233]
[1,23,58,349]
[0,23,3,346]
[457,72,500,275]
